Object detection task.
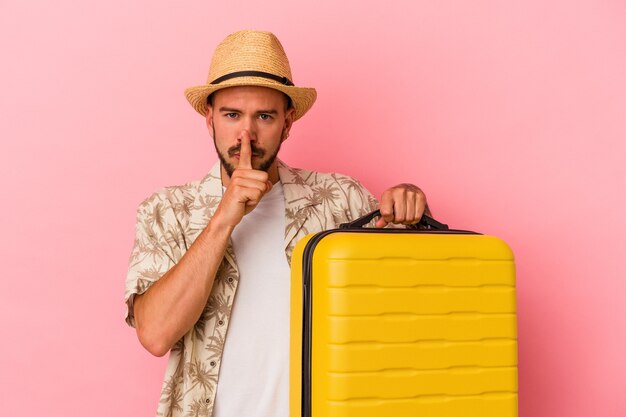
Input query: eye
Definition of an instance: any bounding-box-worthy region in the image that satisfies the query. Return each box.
[258,113,273,121]
[225,113,238,119]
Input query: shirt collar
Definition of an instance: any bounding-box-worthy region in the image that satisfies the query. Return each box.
[188,158,319,234]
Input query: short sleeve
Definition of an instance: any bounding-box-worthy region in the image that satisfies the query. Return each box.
[347,179,379,221]
[332,175,379,226]
[124,192,186,327]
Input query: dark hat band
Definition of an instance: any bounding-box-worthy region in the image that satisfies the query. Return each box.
[210,70,294,86]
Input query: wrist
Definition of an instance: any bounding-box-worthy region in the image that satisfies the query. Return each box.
[209,210,238,234]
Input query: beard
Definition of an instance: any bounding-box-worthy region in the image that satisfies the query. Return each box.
[212,125,283,178]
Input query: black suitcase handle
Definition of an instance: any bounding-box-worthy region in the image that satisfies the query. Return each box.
[340,209,449,230]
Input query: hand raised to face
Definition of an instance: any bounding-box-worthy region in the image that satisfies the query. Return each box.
[213,131,273,228]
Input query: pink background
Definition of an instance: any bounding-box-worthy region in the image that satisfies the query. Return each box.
[1,0,625,416]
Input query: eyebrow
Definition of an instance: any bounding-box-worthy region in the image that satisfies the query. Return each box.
[218,107,241,113]
[218,106,279,115]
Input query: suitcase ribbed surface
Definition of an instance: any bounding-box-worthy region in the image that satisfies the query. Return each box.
[290,232,517,417]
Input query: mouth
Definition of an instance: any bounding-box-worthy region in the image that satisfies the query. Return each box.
[229,144,265,158]
[228,149,265,159]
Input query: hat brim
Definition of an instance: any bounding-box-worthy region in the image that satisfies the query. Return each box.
[184,76,317,121]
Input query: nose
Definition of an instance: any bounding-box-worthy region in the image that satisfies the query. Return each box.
[237,124,258,144]
[237,128,257,145]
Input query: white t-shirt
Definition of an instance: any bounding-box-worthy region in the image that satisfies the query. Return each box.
[213,182,291,417]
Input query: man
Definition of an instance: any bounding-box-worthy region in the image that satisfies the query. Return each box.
[125,30,429,417]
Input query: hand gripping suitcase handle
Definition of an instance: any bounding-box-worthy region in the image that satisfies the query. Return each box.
[340,209,449,230]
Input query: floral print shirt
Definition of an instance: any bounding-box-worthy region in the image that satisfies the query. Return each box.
[124,159,378,417]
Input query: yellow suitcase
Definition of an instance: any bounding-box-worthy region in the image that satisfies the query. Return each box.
[290,211,517,417]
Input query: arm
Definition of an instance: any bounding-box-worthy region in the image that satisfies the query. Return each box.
[133,216,233,357]
[133,132,271,357]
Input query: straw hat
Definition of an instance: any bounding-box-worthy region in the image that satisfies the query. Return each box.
[184,30,317,121]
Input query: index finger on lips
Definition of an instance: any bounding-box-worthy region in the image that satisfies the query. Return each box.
[238,130,252,170]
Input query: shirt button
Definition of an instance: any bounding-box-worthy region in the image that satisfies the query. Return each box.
[205,398,211,404]
[210,361,216,367]
[218,320,224,326]
[227,277,234,283]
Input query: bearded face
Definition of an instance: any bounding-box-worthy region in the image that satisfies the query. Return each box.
[206,86,294,184]
[212,124,283,178]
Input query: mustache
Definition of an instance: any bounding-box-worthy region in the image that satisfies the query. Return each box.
[227,144,266,158]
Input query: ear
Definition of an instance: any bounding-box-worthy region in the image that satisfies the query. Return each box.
[282,107,295,141]
[205,105,214,138]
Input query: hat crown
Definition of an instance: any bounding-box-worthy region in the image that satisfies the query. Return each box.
[185,30,316,121]
[207,30,293,85]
